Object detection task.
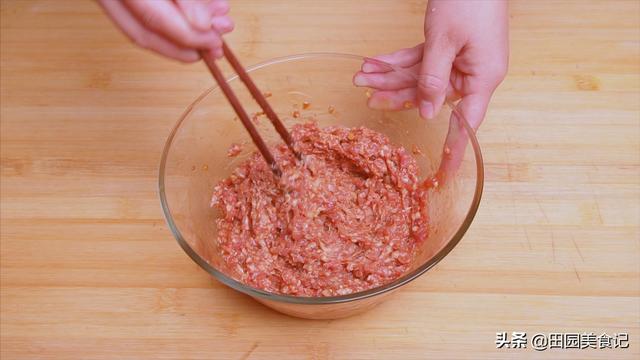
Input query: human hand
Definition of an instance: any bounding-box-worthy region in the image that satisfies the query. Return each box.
[354,0,508,128]
[98,0,234,62]
[353,0,508,182]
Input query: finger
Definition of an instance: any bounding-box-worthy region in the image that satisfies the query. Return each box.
[98,0,200,62]
[354,70,461,102]
[123,0,221,50]
[367,89,460,112]
[353,64,418,90]
[212,15,234,34]
[200,47,222,60]
[361,44,423,73]
[175,0,215,31]
[208,0,230,16]
[367,88,417,111]
[437,92,492,182]
[362,83,459,109]
[445,85,461,103]
[436,107,469,184]
[417,34,456,119]
[454,92,492,130]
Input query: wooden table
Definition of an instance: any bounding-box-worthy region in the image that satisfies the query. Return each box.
[1,1,639,359]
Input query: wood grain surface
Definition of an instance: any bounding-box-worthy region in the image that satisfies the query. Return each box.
[1,0,639,359]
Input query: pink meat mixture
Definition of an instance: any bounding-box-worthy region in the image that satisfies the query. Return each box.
[210,122,429,297]
[227,143,243,157]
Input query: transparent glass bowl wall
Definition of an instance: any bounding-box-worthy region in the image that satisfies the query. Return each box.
[159,54,483,319]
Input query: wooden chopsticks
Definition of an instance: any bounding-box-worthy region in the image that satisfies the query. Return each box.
[200,41,298,177]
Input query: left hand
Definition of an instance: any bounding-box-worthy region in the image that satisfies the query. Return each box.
[353,0,509,183]
[353,0,509,130]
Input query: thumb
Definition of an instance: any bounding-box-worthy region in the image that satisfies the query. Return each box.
[417,39,455,119]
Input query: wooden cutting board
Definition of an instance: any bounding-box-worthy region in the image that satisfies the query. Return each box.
[1,1,639,359]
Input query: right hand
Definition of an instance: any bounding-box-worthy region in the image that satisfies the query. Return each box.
[98,0,234,62]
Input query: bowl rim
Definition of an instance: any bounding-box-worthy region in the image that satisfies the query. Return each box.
[159,52,484,304]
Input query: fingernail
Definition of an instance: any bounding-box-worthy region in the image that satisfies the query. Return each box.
[362,63,376,73]
[212,16,233,32]
[353,74,367,87]
[420,100,434,119]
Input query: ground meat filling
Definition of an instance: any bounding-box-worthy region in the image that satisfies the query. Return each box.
[211,122,428,297]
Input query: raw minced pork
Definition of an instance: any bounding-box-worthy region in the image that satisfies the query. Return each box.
[210,122,428,297]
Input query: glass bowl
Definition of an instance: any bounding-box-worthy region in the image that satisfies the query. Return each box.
[159,53,483,319]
